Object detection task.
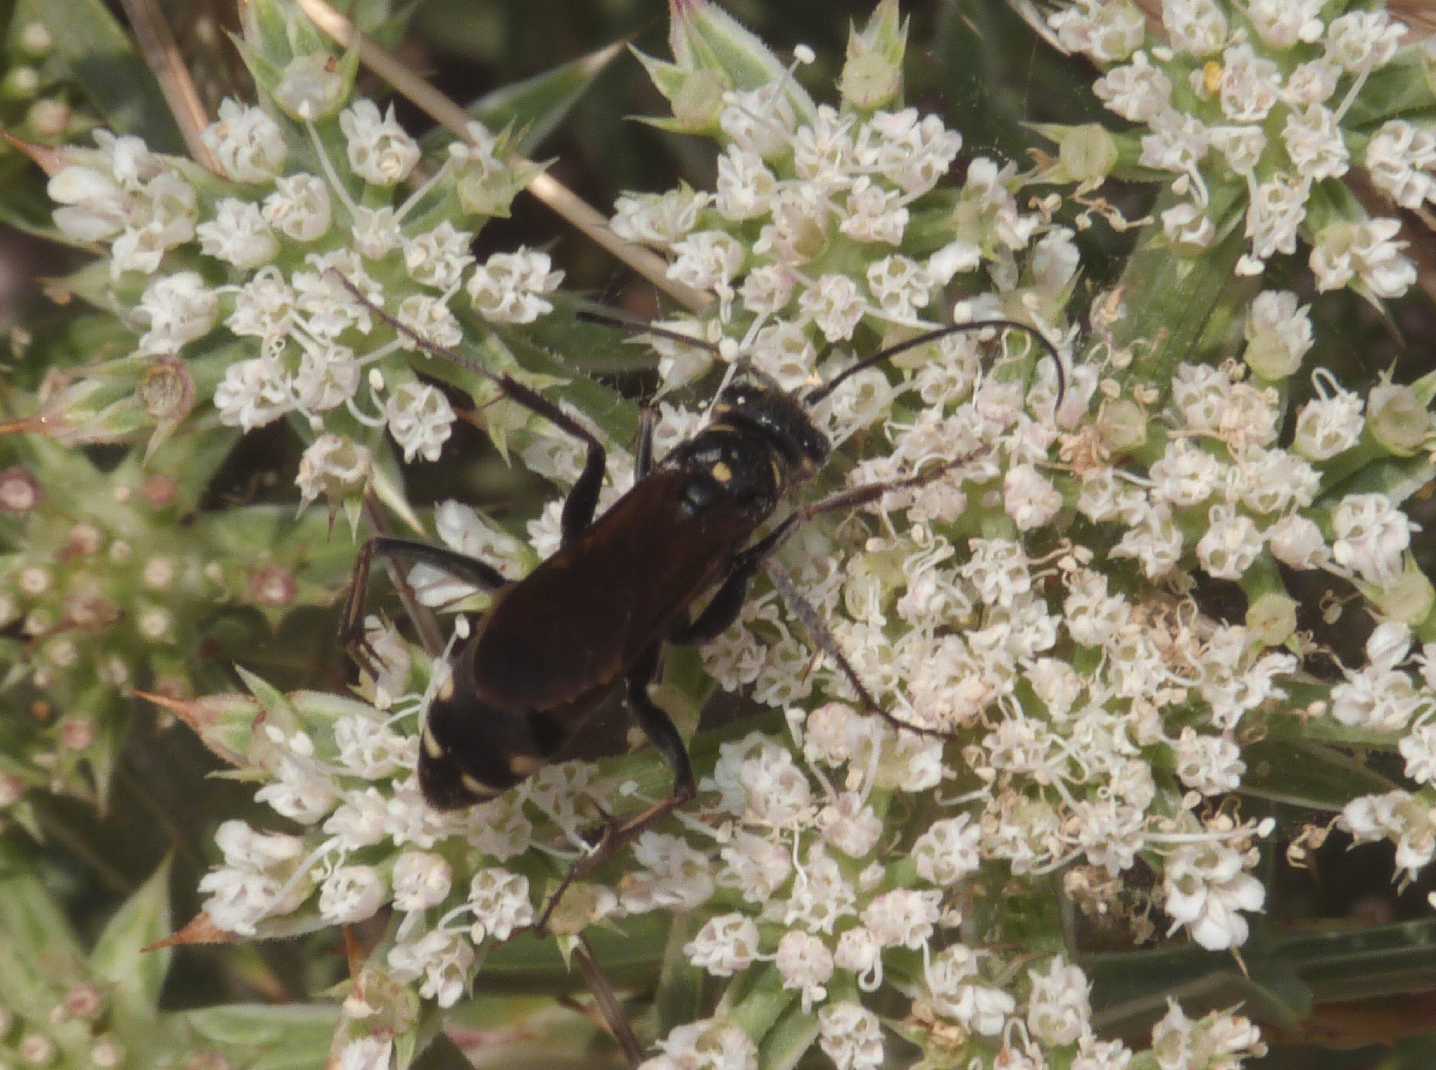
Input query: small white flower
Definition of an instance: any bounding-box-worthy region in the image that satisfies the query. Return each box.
[1026,955,1091,1047]
[385,382,455,463]
[1366,120,1436,210]
[685,913,760,977]
[1094,52,1171,123]
[1218,44,1281,123]
[715,146,777,221]
[202,99,287,182]
[296,434,373,505]
[341,99,421,186]
[467,247,563,324]
[263,173,332,242]
[319,865,387,924]
[1163,0,1228,56]
[1196,506,1262,580]
[775,930,834,1012]
[1003,463,1062,531]
[467,868,534,942]
[337,1036,393,1070]
[197,198,279,269]
[403,222,476,290]
[214,355,291,431]
[1325,10,1404,74]
[1311,218,1415,298]
[818,1001,884,1070]
[135,271,217,355]
[1162,840,1265,950]
[387,929,473,1008]
[1331,492,1413,585]
[802,275,867,343]
[396,294,463,351]
[610,187,710,245]
[912,814,981,886]
[1243,290,1312,380]
[1246,0,1324,47]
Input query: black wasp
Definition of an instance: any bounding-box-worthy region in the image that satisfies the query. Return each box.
[339,275,1063,858]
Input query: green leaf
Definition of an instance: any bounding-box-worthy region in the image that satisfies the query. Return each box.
[411,1031,477,1070]
[1281,918,1436,1004]
[178,1004,339,1070]
[656,914,704,1038]
[90,855,172,1021]
[758,1002,819,1070]
[1239,739,1400,810]
[26,0,184,153]
[668,1,814,123]
[0,840,85,970]
[422,40,625,158]
[0,156,65,243]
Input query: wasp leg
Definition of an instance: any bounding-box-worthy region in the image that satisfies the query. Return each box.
[330,271,610,545]
[341,536,508,671]
[534,645,696,932]
[635,407,657,480]
[624,644,696,798]
[764,559,953,741]
[669,516,800,644]
[798,451,983,521]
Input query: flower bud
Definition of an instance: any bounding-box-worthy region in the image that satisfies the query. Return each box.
[0,466,41,513]
[1367,381,1430,457]
[273,52,352,121]
[1246,591,1297,648]
[1097,398,1147,452]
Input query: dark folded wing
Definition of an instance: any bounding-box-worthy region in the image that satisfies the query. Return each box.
[471,469,755,710]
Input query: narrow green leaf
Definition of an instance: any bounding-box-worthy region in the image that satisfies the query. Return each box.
[656,914,704,1037]
[178,1003,339,1058]
[27,0,184,153]
[0,157,64,243]
[90,855,173,1019]
[0,841,85,970]
[757,1002,819,1070]
[1239,739,1400,810]
[422,40,625,158]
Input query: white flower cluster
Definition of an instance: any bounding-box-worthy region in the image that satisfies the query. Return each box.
[1051,0,1418,295]
[195,630,614,1009]
[611,88,1063,429]
[46,96,561,503]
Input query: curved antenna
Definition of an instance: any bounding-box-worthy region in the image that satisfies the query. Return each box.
[804,319,1067,413]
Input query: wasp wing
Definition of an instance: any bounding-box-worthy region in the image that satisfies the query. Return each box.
[470,469,757,711]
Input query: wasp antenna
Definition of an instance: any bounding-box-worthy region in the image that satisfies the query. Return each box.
[327,269,506,390]
[764,560,961,743]
[577,307,725,356]
[806,319,1067,415]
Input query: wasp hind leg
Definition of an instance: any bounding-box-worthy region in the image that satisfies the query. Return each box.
[341,536,509,674]
[534,644,696,932]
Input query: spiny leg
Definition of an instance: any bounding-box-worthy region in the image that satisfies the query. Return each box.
[635,406,657,480]
[670,517,799,644]
[341,536,508,671]
[798,450,985,522]
[331,271,611,543]
[671,453,981,646]
[534,644,696,932]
